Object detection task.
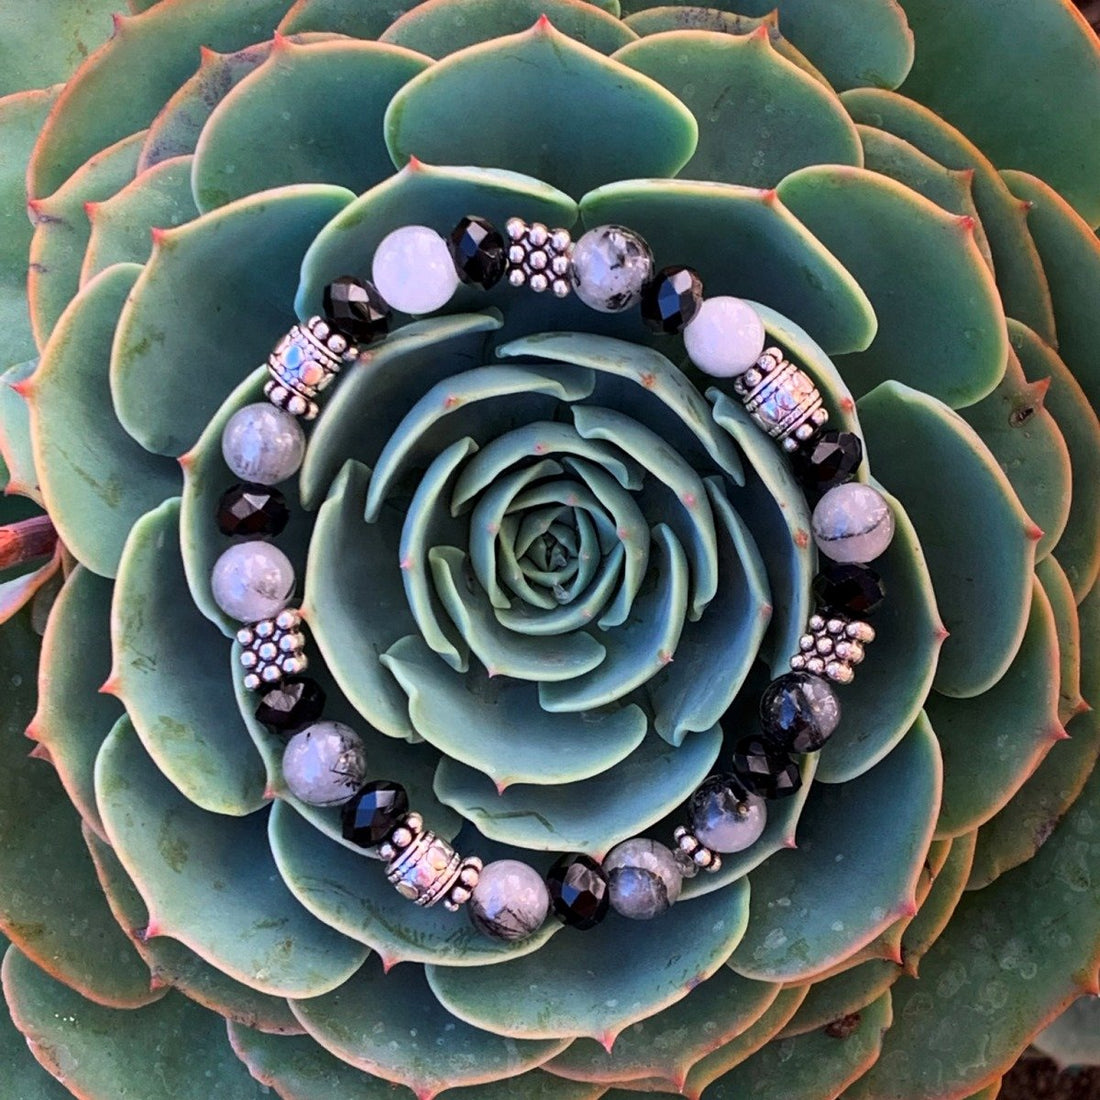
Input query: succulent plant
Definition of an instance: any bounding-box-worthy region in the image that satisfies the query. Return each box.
[1,1,1099,1097]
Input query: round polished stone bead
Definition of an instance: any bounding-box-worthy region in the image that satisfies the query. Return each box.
[687,774,767,853]
[812,562,886,618]
[683,296,766,377]
[372,225,459,314]
[211,540,295,622]
[546,853,610,930]
[604,837,682,920]
[221,403,305,486]
[640,265,703,334]
[792,430,863,495]
[341,781,409,851]
[282,721,367,807]
[569,224,654,312]
[322,275,391,343]
[468,860,550,942]
[255,676,325,732]
[812,482,895,563]
[731,736,802,799]
[448,215,506,289]
[216,482,290,538]
[760,672,841,754]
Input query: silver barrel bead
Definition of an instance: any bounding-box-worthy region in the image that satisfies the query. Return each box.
[381,812,481,908]
[265,316,359,420]
[732,347,829,453]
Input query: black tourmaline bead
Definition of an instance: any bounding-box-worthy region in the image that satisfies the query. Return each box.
[341,781,409,849]
[812,561,886,618]
[760,672,841,754]
[322,275,391,343]
[216,482,290,538]
[640,265,704,334]
[255,676,326,732]
[792,430,863,495]
[448,215,506,289]
[545,852,610,930]
[732,735,801,799]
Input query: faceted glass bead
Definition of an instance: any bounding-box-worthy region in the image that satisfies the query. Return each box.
[731,736,802,799]
[640,265,703,334]
[255,676,325,731]
[604,838,682,920]
[812,562,886,618]
[282,721,367,807]
[448,215,506,289]
[793,430,863,495]
[760,672,841,754]
[216,482,290,538]
[812,482,895,563]
[221,403,305,486]
[322,275,391,343]
[468,860,550,942]
[687,774,767,853]
[546,853,610,930]
[569,224,653,312]
[342,781,408,850]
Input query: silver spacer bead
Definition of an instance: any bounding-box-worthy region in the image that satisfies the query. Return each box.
[789,611,875,682]
[265,316,357,420]
[503,218,573,297]
[672,825,721,873]
[732,347,827,449]
[237,609,307,691]
[383,815,469,908]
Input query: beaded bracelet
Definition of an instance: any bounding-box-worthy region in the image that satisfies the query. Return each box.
[209,215,894,941]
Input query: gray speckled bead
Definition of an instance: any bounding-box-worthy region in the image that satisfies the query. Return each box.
[282,721,367,807]
[688,776,767,853]
[811,483,895,564]
[211,541,295,622]
[222,402,306,485]
[468,860,550,942]
[569,224,653,313]
[604,838,682,920]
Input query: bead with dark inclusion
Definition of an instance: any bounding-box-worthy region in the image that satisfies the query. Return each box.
[731,736,802,799]
[812,561,886,618]
[687,774,767,853]
[448,215,506,289]
[604,838,682,920]
[341,781,409,851]
[546,853,610,930]
[760,672,840,754]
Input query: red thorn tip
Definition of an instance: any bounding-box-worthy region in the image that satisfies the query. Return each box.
[84,200,98,218]
[99,676,120,696]
[28,743,52,762]
[178,451,194,471]
[415,1089,437,1100]
[599,1031,618,1053]
[761,188,778,204]
[9,377,33,398]
[956,214,976,233]
[901,897,919,917]
[535,13,553,31]
[783,835,798,849]
[750,23,769,39]
[272,30,290,49]
[1052,725,1071,742]
[1027,522,1044,542]
[381,955,399,974]
[149,973,169,990]
[199,45,218,63]
[150,226,169,246]
[262,787,278,802]
[143,922,162,940]
[495,779,510,795]
[23,721,40,741]
[406,154,424,171]
[111,11,125,30]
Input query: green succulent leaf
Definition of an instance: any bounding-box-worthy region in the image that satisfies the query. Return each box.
[613,29,862,188]
[777,165,1008,408]
[2,946,268,1098]
[192,38,431,212]
[858,381,1037,698]
[0,361,41,501]
[0,2,117,96]
[779,959,899,1039]
[384,19,698,198]
[1037,555,1087,726]
[1034,994,1100,1070]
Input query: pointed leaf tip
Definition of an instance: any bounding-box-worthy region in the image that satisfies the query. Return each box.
[535,13,553,32]
[28,742,51,762]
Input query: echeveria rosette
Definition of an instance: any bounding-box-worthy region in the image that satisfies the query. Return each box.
[1,1,1099,1098]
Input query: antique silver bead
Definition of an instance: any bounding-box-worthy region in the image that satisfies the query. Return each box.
[503,218,573,296]
[237,608,308,691]
[731,347,829,451]
[265,316,356,421]
[384,815,466,907]
[790,611,876,682]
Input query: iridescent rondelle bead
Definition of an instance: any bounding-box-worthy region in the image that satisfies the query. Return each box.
[468,860,550,942]
[603,838,682,920]
[221,402,305,485]
[281,721,367,807]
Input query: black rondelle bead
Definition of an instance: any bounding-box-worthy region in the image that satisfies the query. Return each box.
[341,781,409,849]
[322,275,391,343]
[640,265,704,334]
[255,676,326,732]
[732,735,802,799]
[759,672,840,754]
[448,215,507,289]
[545,852,610,930]
[792,430,863,495]
[216,482,290,538]
[812,561,886,618]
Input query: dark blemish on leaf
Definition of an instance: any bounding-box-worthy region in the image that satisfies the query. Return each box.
[824,1012,862,1039]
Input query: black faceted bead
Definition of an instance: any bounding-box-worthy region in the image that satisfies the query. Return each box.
[760,672,840,754]
[546,852,610,930]
[792,430,863,495]
[448,215,507,289]
[341,781,409,849]
[732,735,802,799]
[255,677,326,732]
[322,275,391,343]
[640,265,704,334]
[813,562,886,618]
[216,482,290,538]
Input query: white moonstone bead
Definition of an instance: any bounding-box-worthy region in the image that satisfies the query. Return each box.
[372,225,459,314]
[683,296,766,377]
[604,837,683,920]
[221,402,305,485]
[812,483,895,563]
[211,541,295,622]
[468,860,550,942]
[282,721,367,807]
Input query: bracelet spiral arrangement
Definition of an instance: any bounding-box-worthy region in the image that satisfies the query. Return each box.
[209,215,895,939]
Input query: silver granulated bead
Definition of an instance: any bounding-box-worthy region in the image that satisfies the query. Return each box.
[790,612,876,683]
[732,347,829,452]
[504,217,573,297]
[383,814,466,907]
[265,316,358,420]
[237,608,308,691]
[672,824,722,873]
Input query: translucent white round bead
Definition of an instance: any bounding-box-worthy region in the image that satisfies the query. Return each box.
[604,837,683,920]
[211,541,295,622]
[221,402,305,485]
[282,721,367,807]
[468,860,550,942]
[812,483,895,563]
[683,296,766,377]
[569,224,653,313]
[372,225,459,314]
